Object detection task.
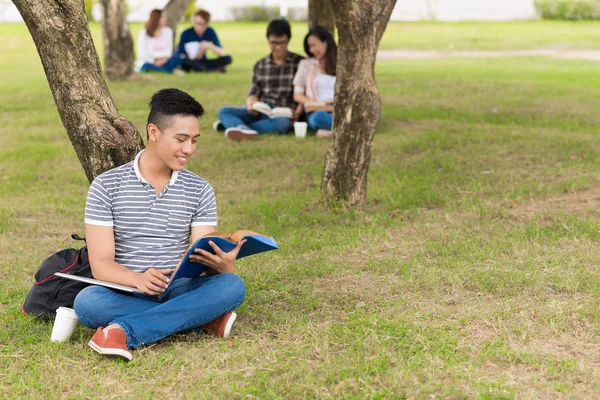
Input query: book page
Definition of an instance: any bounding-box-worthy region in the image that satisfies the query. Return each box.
[271,107,293,119]
[251,102,273,116]
[184,41,201,59]
[304,99,334,113]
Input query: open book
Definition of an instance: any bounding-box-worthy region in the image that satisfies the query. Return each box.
[304,101,334,113]
[158,230,279,300]
[252,102,293,119]
[184,41,201,59]
[55,230,279,299]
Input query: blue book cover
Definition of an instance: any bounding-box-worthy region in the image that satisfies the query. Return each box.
[158,231,279,300]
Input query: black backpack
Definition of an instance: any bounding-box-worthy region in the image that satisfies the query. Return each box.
[22,234,93,319]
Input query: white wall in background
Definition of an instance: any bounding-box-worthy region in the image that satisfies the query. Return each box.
[0,0,537,23]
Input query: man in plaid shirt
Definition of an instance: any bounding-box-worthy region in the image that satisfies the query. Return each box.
[215,19,304,141]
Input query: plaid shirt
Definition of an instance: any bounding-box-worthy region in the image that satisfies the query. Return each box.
[248,52,304,109]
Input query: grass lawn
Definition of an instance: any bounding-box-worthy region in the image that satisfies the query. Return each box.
[2,20,600,398]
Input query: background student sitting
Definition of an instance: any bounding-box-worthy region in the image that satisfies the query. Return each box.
[178,9,233,73]
[293,26,337,138]
[137,9,184,74]
[215,19,304,141]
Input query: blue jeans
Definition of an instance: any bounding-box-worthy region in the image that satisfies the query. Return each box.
[218,106,292,134]
[141,55,183,73]
[307,111,333,131]
[73,273,245,349]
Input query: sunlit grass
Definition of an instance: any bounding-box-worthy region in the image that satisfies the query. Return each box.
[2,20,600,398]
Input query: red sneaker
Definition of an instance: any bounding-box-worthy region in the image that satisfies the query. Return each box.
[88,327,132,361]
[202,312,237,339]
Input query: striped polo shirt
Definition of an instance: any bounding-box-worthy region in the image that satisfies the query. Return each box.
[84,150,217,272]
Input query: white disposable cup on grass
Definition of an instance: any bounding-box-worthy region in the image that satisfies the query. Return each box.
[294,122,307,138]
[51,307,79,342]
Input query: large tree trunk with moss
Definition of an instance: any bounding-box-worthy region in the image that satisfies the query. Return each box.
[100,0,134,80]
[321,0,396,206]
[11,0,144,183]
[164,0,195,43]
[308,0,335,33]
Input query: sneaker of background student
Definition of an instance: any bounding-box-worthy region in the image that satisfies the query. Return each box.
[212,120,225,132]
[224,127,259,141]
[201,311,237,339]
[88,326,133,362]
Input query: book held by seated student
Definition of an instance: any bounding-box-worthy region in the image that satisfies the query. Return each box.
[160,230,278,300]
[184,42,201,59]
[304,101,334,113]
[56,230,279,300]
[251,102,294,119]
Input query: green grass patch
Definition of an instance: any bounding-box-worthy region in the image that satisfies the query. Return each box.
[2,20,600,398]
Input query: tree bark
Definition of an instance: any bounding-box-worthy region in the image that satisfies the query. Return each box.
[100,0,135,80]
[308,0,336,34]
[11,0,144,183]
[163,0,195,43]
[322,0,396,206]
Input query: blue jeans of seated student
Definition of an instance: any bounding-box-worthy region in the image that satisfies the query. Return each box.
[218,106,292,134]
[140,55,183,74]
[307,111,333,131]
[73,273,245,349]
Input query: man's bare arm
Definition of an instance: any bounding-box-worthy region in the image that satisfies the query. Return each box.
[190,225,216,243]
[86,224,170,295]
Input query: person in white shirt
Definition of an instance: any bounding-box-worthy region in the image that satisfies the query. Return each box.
[292,26,337,138]
[137,9,183,74]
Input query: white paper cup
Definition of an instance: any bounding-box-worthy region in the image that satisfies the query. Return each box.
[294,122,308,138]
[51,307,79,342]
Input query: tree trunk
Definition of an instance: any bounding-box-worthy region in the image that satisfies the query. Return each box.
[100,0,135,80]
[322,0,396,206]
[308,0,336,34]
[163,0,195,43]
[11,0,144,183]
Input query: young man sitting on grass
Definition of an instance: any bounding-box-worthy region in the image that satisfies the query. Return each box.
[74,88,246,362]
[177,9,233,73]
[214,19,304,141]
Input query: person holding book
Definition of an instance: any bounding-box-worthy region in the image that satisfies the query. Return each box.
[73,89,246,362]
[177,9,233,73]
[214,19,304,141]
[136,9,184,74]
[292,26,338,138]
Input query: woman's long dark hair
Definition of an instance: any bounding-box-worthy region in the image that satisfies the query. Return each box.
[145,9,162,37]
[303,26,337,76]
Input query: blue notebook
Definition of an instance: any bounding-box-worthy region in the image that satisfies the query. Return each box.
[158,231,279,300]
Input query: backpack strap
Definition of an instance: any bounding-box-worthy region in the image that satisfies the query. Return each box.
[71,233,86,242]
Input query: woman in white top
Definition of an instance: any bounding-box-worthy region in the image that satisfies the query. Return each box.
[293,26,337,137]
[137,9,183,74]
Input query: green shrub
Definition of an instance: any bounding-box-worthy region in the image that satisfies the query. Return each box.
[534,0,600,20]
[84,0,96,20]
[183,1,198,21]
[230,6,281,22]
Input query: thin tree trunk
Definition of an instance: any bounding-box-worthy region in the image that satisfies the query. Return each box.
[100,0,135,80]
[322,0,396,206]
[308,0,335,34]
[163,0,195,44]
[11,0,144,183]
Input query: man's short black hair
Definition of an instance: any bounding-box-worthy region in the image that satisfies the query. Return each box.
[147,88,204,131]
[266,19,291,40]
